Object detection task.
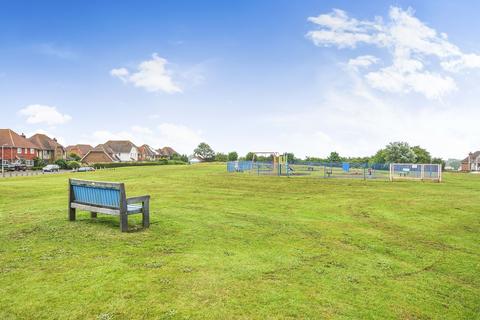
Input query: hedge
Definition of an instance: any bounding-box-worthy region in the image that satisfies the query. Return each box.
[92,160,186,169]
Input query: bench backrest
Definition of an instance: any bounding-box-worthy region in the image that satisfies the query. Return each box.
[69,179,125,209]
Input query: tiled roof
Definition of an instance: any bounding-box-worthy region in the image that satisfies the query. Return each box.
[28,133,64,151]
[462,151,480,163]
[103,140,137,153]
[66,144,93,156]
[157,146,178,156]
[0,129,38,149]
[139,144,158,156]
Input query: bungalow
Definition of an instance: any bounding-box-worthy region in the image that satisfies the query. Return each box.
[138,144,159,161]
[461,151,480,172]
[0,129,39,167]
[157,146,178,159]
[66,144,93,158]
[28,133,66,162]
[81,145,118,164]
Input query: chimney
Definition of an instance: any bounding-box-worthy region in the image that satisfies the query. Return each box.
[53,138,57,142]
[21,133,26,138]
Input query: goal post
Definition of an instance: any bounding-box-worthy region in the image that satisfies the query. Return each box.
[389,163,442,182]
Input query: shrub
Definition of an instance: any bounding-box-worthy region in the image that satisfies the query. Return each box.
[67,161,81,169]
[68,153,81,161]
[33,157,47,168]
[91,160,187,169]
[54,159,68,169]
[215,152,228,162]
[227,152,238,161]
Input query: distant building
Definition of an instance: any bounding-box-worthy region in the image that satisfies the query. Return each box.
[157,146,178,159]
[28,133,66,162]
[0,129,38,167]
[461,151,480,172]
[138,144,159,161]
[81,144,118,164]
[189,156,202,164]
[81,140,138,163]
[66,144,93,158]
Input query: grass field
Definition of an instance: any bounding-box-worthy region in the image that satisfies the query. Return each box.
[0,164,479,319]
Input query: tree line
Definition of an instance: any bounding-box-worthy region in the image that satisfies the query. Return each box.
[193,141,446,167]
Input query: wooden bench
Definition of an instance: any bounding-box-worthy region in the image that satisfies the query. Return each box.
[68,179,150,232]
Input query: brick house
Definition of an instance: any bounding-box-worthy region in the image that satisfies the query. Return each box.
[461,151,480,171]
[81,144,119,164]
[0,129,39,167]
[101,140,138,162]
[138,144,159,161]
[28,133,66,163]
[66,144,93,158]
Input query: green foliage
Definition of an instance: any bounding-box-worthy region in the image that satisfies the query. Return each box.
[285,153,295,164]
[171,153,189,163]
[68,153,81,161]
[33,157,46,168]
[245,152,255,161]
[66,161,81,169]
[214,152,228,162]
[432,157,446,170]
[370,149,387,164]
[384,142,417,163]
[412,146,431,163]
[227,151,238,161]
[194,142,215,161]
[92,160,186,169]
[326,151,342,163]
[446,158,461,170]
[54,159,68,169]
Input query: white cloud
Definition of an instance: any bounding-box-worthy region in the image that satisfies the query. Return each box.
[348,55,379,70]
[307,6,480,99]
[111,53,181,94]
[18,104,72,125]
[85,123,202,154]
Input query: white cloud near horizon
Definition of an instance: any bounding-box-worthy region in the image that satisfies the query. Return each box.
[111,53,182,93]
[18,104,72,125]
[84,123,202,154]
[307,6,480,99]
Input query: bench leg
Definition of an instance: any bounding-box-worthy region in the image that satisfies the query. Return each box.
[120,214,128,232]
[91,212,97,219]
[142,199,150,228]
[69,207,76,221]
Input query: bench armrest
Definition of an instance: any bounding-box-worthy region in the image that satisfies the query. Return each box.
[126,195,150,204]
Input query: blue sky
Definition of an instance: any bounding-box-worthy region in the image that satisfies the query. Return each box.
[1,0,480,158]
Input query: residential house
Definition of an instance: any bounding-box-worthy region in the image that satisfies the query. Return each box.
[0,129,39,167]
[66,144,93,158]
[138,144,159,161]
[28,133,66,162]
[157,146,178,159]
[81,140,138,163]
[81,144,119,164]
[461,151,480,171]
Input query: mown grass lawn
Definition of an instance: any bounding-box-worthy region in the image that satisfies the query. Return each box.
[0,164,478,319]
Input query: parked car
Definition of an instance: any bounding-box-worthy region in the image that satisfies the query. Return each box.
[77,166,95,172]
[43,164,60,172]
[13,162,27,171]
[2,163,16,172]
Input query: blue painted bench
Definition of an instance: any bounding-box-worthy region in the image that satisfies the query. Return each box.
[68,179,150,232]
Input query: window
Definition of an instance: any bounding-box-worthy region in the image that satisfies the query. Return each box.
[30,148,35,154]
[17,148,21,154]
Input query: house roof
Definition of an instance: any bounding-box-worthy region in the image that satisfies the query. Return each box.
[139,144,158,156]
[28,133,64,151]
[157,146,178,157]
[103,140,137,153]
[80,149,116,163]
[462,151,480,163]
[66,144,93,156]
[0,129,38,149]
[93,144,120,161]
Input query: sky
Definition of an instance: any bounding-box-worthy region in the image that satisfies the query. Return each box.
[1,0,480,159]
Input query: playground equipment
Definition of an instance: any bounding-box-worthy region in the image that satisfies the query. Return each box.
[389,163,442,182]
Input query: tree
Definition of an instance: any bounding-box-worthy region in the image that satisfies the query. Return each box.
[194,142,215,161]
[227,151,238,161]
[432,157,446,170]
[371,149,387,164]
[68,152,81,161]
[245,152,255,161]
[327,151,342,163]
[214,152,228,162]
[285,153,295,164]
[383,142,416,163]
[411,146,431,163]
[67,161,80,169]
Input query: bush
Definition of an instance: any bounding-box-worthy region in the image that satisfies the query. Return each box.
[67,161,81,169]
[227,152,238,161]
[91,160,186,169]
[54,159,68,169]
[215,152,228,162]
[33,157,46,168]
[68,153,81,161]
